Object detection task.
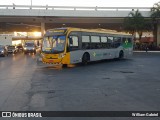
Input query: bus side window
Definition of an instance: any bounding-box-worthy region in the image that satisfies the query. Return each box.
[122,38,129,45]
[127,38,132,43]
[82,36,90,49]
[68,36,79,51]
[91,36,100,49]
[101,36,108,49]
[114,37,121,48]
[107,37,113,48]
[69,37,73,45]
[82,43,90,49]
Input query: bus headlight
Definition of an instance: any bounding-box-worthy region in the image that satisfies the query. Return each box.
[59,53,65,58]
[41,53,45,58]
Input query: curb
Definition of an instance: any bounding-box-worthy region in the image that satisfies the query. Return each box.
[133,51,160,53]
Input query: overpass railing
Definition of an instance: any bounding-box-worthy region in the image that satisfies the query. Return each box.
[0,5,151,11]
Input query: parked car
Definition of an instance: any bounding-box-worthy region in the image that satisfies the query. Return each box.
[0,45,8,57]
[7,45,18,54]
[23,42,36,54]
[16,45,23,52]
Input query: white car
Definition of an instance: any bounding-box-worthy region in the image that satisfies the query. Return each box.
[0,45,8,57]
[23,43,36,54]
[7,45,18,54]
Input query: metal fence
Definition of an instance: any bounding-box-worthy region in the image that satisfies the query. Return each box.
[0,5,151,11]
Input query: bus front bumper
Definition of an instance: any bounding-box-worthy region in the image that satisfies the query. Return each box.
[42,57,62,65]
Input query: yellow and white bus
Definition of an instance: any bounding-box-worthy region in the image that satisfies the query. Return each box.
[40,27,133,66]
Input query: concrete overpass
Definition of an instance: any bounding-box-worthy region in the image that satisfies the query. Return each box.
[0,5,152,32]
[0,5,159,46]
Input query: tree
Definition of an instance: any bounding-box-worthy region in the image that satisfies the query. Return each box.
[151,2,160,18]
[123,10,146,40]
[150,2,160,45]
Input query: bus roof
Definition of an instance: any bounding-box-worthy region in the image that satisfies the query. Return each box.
[47,27,132,36]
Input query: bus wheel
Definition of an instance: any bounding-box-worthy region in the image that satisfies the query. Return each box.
[119,50,124,59]
[82,53,90,65]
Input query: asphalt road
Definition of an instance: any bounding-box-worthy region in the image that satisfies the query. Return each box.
[0,52,160,120]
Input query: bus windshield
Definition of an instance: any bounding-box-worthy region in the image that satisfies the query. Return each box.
[42,35,66,53]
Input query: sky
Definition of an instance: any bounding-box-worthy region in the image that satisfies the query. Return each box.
[0,0,159,7]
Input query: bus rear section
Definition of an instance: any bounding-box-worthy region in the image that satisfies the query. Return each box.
[66,30,133,64]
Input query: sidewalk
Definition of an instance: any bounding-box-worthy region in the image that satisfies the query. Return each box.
[133,50,160,53]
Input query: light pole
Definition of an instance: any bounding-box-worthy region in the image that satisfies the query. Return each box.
[31,0,32,6]
[30,0,32,9]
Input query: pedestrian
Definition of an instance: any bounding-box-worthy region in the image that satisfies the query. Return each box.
[145,44,148,52]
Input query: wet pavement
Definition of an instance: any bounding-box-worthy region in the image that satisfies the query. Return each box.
[0,52,160,120]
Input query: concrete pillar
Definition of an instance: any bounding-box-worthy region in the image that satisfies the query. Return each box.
[157,23,160,46]
[41,22,45,37]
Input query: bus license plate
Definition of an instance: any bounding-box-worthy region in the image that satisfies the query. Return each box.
[49,60,53,63]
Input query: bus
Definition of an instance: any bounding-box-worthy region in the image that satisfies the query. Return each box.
[40,27,133,66]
